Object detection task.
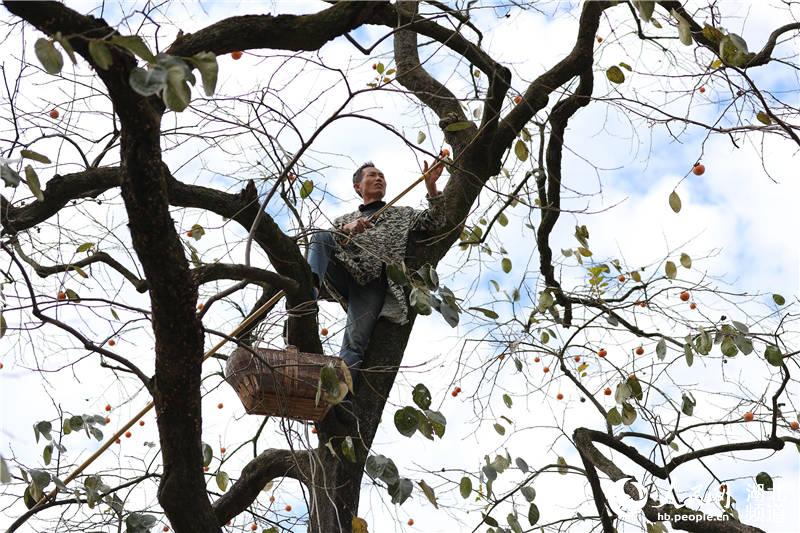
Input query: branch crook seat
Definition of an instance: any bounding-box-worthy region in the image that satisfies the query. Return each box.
[225,345,348,422]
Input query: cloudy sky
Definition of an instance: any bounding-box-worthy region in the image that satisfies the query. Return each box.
[1,1,798,532]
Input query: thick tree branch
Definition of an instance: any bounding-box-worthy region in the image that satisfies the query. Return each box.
[574,428,770,532]
[191,263,298,292]
[213,449,309,524]
[0,167,120,236]
[166,2,381,57]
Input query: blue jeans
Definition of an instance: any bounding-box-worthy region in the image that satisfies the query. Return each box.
[307,231,385,368]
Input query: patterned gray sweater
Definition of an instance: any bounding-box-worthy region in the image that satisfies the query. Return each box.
[329,193,447,324]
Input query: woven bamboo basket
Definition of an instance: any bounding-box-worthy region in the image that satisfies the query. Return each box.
[225,345,345,422]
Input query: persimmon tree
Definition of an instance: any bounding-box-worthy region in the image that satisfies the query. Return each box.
[1,1,798,533]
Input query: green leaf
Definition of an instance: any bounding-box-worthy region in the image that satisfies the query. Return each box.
[619,62,632,71]
[417,479,438,508]
[386,263,409,286]
[656,338,666,360]
[202,442,213,467]
[409,287,432,315]
[88,40,113,70]
[387,478,413,505]
[557,456,568,475]
[498,212,509,227]
[621,402,637,425]
[635,0,655,22]
[163,79,191,112]
[76,242,94,253]
[110,35,156,63]
[394,407,419,438]
[0,458,10,484]
[669,191,682,213]
[24,166,44,202]
[681,393,696,416]
[514,140,529,161]
[318,365,346,405]
[300,180,314,199]
[53,33,76,65]
[764,345,782,366]
[482,514,499,527]
[470,306,498,320]
[42,444,53,465]
[679,253,692,269]
[538,291,554,313]
[606,66,625,84]
[20,150,51,164]
[503,394,512,408]
[459,476,472,498]
[756,111,772,125]
[719,33,750,67]
[215,470,229,491]
[665,261,677,280]
[721,336,738,357]
[35,38,64,74]
[684,343,694,366]
[672,10,693,45]
[772,294,786,306]
[702,24,725,44]
[528,503,540,526]
[493,423,506,435]
[755,472,773,491]
[733,335,753,355]
[501,257,512,273]
[412,383,432,410]
[376,62,385,74]
[65,289,80,302]
[189,52,218,96]
[0,164,22,188]
[520,486,536,502]
[508,513,523,533]
[341,436,357,463]
[607,407,623,425]
[444,121,474,132]
[731,320,749,334]
[416,131,426,144]
[129,65,168,96]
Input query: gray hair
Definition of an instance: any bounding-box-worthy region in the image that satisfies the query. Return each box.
[352,161,376,184]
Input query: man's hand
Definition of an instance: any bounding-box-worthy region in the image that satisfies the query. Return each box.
[342,217,373,235]
[423,150,447,196]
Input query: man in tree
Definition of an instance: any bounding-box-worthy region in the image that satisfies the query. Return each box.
[306,158,446,368]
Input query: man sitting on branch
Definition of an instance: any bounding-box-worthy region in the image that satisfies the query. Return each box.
[306,154,447,368]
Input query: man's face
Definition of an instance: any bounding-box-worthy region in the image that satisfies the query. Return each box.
[355,166,386,201]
